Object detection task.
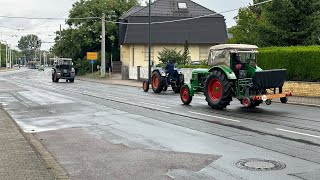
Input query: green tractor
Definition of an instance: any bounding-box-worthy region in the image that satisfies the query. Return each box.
[180,44,292,109]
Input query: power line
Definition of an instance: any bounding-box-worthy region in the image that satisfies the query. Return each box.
[0,25,22,30]
[109,0,273,25]
[0,15,100,20]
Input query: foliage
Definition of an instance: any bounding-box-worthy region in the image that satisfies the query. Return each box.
[182,40,190,65]
[0,43,5,67]
[228,0,320,47]
[18,34,41,61]
[258,46,320,82]
[52,0,139,74]
[179,64,210,69]
[157,48,184,64]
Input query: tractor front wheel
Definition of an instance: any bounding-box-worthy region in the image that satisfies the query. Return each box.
[205,71,232,110]
[151,71,165,93]
[172,74,184,93]
[180,85,192,105]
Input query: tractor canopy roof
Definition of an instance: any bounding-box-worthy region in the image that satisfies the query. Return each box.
[210,44,258,51]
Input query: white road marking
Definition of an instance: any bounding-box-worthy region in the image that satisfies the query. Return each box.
[276,128,320,139]
[188,111,241,123]
[139,102,170,109]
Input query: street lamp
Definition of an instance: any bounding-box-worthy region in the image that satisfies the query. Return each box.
[148,0,151,83]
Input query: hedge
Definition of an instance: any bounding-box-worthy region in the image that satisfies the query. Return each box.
[258,46,320,82]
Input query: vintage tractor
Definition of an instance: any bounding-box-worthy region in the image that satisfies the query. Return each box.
[180,44,293,109]
[143,67,184,93]
[52,58,76,83]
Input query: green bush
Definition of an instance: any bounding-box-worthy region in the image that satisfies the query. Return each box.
[258,46,320,82]
[180,64,210,69]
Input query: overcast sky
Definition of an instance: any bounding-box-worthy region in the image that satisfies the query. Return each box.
[0,0,252,50]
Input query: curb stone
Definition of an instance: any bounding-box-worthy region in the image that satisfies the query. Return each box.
[1,105,70,180]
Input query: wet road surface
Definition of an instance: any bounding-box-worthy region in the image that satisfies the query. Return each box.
[1,68,320,180]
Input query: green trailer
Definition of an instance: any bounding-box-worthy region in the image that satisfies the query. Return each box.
[180,44,292,109]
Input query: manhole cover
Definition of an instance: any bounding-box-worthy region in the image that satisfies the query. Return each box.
[235,158,286,171]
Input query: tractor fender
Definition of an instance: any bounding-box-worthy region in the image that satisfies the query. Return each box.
[184,82,194,96]
[208,66,237,80]
[153,68,166,77]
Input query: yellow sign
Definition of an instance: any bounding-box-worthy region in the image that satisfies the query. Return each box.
[87,52,98,60]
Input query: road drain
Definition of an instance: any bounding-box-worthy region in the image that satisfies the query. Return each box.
[235,158,286,171]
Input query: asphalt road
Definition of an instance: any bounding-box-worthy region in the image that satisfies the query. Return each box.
[1,68,320,180]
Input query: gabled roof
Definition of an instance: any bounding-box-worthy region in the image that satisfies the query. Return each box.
[120,6,145,19]
[121,0,223,18]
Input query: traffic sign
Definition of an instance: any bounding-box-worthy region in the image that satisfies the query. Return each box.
[90,60,95,64]
[87,52,98,60]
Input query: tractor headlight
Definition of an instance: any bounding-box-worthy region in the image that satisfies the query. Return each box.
[161,72,166,76]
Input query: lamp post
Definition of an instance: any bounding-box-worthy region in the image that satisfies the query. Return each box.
[148,0,151,83]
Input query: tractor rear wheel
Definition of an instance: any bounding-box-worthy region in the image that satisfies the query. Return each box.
[180,85,192,105]
[143,80,149,92]
[151,71,165,93]
[205,70,232,110]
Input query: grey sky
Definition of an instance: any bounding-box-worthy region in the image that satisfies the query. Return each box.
[0,0,252,50]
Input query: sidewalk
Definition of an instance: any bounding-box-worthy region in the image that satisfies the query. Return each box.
[0,106,63,180]
[78,77,320,107]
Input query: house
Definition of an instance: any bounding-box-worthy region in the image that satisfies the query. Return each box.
[119,0,228,67]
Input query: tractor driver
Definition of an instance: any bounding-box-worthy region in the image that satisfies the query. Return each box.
[231,53,242,77]
[165,60,175,82]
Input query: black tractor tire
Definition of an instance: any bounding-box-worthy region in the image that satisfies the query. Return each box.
[52,72,59,83]
[151,71,165,93]
[143,80,149,92]
[69,78,75,83]
[205,70,232,110]
[172,74,184,93]
[180,85,193,105]
[163,86,168,92]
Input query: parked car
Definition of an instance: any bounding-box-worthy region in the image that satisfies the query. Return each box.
[191,61,201,65]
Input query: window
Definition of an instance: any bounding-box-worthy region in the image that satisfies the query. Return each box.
[209,50,227,66]
[178,2,187,9]
[199,47,209,60]
[144,46,154,62]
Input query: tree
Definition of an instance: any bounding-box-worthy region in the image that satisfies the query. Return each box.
[228,0,320,46]
[52,0,139,74]
[158,48,184,65]
[18,34,41,61]
[227,8,261,45]
[182,40,190,65]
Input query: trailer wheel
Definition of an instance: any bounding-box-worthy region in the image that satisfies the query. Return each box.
[151,71,165,93]
[143,80,149,92]
[280,97,288,103]
[205,70,232,110]
[180,85,192,105]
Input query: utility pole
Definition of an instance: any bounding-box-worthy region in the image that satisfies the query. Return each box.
[148,0,152,83]
[39,49,42,65]
[101,13,106,78]
[0,42,2,69]
[10,46,12,68]
[59,24,62,57]
[5,43,8,68]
